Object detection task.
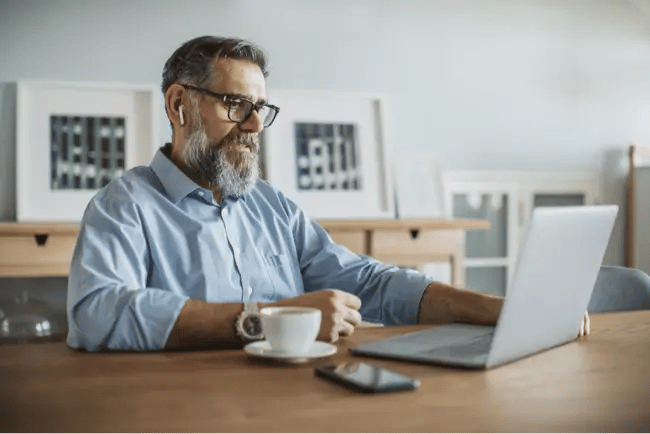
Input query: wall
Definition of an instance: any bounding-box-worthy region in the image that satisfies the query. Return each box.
[2,0,650,268]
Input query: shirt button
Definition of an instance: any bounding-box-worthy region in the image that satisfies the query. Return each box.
[247,286,253,296]
[198,191,204,196]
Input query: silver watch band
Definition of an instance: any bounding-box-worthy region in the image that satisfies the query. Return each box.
[236,302,264,342]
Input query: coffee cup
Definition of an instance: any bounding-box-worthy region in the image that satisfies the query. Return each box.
[260,307,321,355]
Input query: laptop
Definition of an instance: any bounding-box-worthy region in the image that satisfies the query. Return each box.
[351,205,618,369]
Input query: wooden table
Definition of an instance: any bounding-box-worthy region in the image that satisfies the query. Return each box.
[1,311,649,432]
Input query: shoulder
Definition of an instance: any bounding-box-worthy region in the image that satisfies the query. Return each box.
[84,166,163,221]
[246,179,303,216]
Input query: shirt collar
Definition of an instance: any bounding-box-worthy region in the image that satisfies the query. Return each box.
[151,144,210,204]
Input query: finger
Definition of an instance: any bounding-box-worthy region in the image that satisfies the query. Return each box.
[325,311,357,341]
[323,329,339,343]
[319,323,338,343]
[336,319,355,338]
[343,308,363,327]
[333,290,362,310]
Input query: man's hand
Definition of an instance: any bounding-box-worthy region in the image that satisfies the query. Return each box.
[268,289,362,343]
[579,311,590,337]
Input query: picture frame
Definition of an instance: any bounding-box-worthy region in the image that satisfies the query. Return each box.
[16,80,160,222]
[393,153,445,219]
[261,90,393,219]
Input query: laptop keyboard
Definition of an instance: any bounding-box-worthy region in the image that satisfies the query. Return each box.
[419,332,494,358]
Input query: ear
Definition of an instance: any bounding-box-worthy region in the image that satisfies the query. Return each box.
[165,84,186,129]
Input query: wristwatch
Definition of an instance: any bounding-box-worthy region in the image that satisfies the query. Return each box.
[235,302,264,343]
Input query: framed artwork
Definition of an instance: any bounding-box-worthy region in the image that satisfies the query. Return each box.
[16,80,160,222]
[261,90,393,219]
[393,153,445,219]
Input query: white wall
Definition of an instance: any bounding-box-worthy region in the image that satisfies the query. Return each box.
[2,0,650,264]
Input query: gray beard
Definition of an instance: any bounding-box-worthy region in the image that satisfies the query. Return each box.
[182,127,260,198]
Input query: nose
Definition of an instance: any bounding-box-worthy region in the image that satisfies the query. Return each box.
[239,109,264,133]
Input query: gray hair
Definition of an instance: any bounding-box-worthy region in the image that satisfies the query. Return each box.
[161,36,269,94]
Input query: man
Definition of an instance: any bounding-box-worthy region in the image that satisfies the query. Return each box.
[66,36,509,351]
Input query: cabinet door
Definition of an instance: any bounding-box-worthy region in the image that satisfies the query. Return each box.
[518,172,600,233]
[444,179,518,296]
[443,171,600,296]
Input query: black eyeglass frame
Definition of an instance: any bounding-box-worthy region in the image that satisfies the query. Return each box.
[180,84,280,127]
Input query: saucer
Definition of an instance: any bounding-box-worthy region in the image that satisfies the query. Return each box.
[244,340,337,363]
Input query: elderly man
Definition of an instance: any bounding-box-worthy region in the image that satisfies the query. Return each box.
[67,36,507,351]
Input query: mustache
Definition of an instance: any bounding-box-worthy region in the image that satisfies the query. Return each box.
[219,133,260,153]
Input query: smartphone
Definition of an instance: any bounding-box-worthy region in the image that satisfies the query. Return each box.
[315,362,420,393]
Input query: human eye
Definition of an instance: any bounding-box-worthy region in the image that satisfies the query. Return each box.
[227,98,244,108]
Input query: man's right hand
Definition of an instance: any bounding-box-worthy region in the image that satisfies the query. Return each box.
[267,289,362,343]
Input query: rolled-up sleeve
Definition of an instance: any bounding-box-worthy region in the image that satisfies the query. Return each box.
[67,195,187,352]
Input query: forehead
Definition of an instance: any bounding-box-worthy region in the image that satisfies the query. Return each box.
[210,58,266,101]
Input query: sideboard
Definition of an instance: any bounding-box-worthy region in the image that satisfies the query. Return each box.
[0,219,489,286]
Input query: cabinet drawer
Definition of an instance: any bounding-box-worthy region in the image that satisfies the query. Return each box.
[372,229,464,256]
[0,233,77,276]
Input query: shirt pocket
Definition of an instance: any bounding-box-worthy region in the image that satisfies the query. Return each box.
[262,254,303,301]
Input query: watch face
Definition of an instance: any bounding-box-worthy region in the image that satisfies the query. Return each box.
[243,315,263,338]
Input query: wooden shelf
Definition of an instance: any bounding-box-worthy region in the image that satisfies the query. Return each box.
[0,219,489,283]
[0,223,80,235]
[318,218,489,232]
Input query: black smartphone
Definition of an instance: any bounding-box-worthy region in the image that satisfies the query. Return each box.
[315,362,420,393]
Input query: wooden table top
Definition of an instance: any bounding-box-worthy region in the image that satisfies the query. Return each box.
[1,311,649,432]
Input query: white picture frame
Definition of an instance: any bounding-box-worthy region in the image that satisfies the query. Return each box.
[16,80,160,222]
[261,90,393,219]
[393,153,445,219]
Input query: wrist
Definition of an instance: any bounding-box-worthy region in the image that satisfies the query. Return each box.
[418,282,456,324]
[419,281,503,325]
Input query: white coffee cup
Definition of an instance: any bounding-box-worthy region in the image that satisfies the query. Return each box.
[260,307,321,355]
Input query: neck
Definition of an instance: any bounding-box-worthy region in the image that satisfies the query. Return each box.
[166,141,223,203]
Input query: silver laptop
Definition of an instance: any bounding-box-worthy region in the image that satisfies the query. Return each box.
[351,205,618,369]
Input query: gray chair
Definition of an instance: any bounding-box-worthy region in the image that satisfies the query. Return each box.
[588,266,650,313]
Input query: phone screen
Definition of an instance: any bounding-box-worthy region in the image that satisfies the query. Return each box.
[315,362,420,393]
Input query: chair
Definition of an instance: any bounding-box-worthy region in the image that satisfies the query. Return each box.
[588,266,650,313]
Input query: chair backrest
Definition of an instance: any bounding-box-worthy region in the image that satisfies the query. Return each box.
[588,266,650,313]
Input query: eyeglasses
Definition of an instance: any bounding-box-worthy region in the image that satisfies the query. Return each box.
[181,84,280,128]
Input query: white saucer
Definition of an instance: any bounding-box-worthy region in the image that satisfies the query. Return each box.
[244,340,337,363]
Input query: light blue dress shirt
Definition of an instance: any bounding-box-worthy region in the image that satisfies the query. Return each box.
[67,146,434,351]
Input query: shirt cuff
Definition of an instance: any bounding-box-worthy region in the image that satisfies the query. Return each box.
[382,269,435,325]
[106,290,189,351]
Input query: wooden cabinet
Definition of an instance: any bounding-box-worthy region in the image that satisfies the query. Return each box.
[444,171,601,296]
[0,223,79,277]
[0,220,488,286]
